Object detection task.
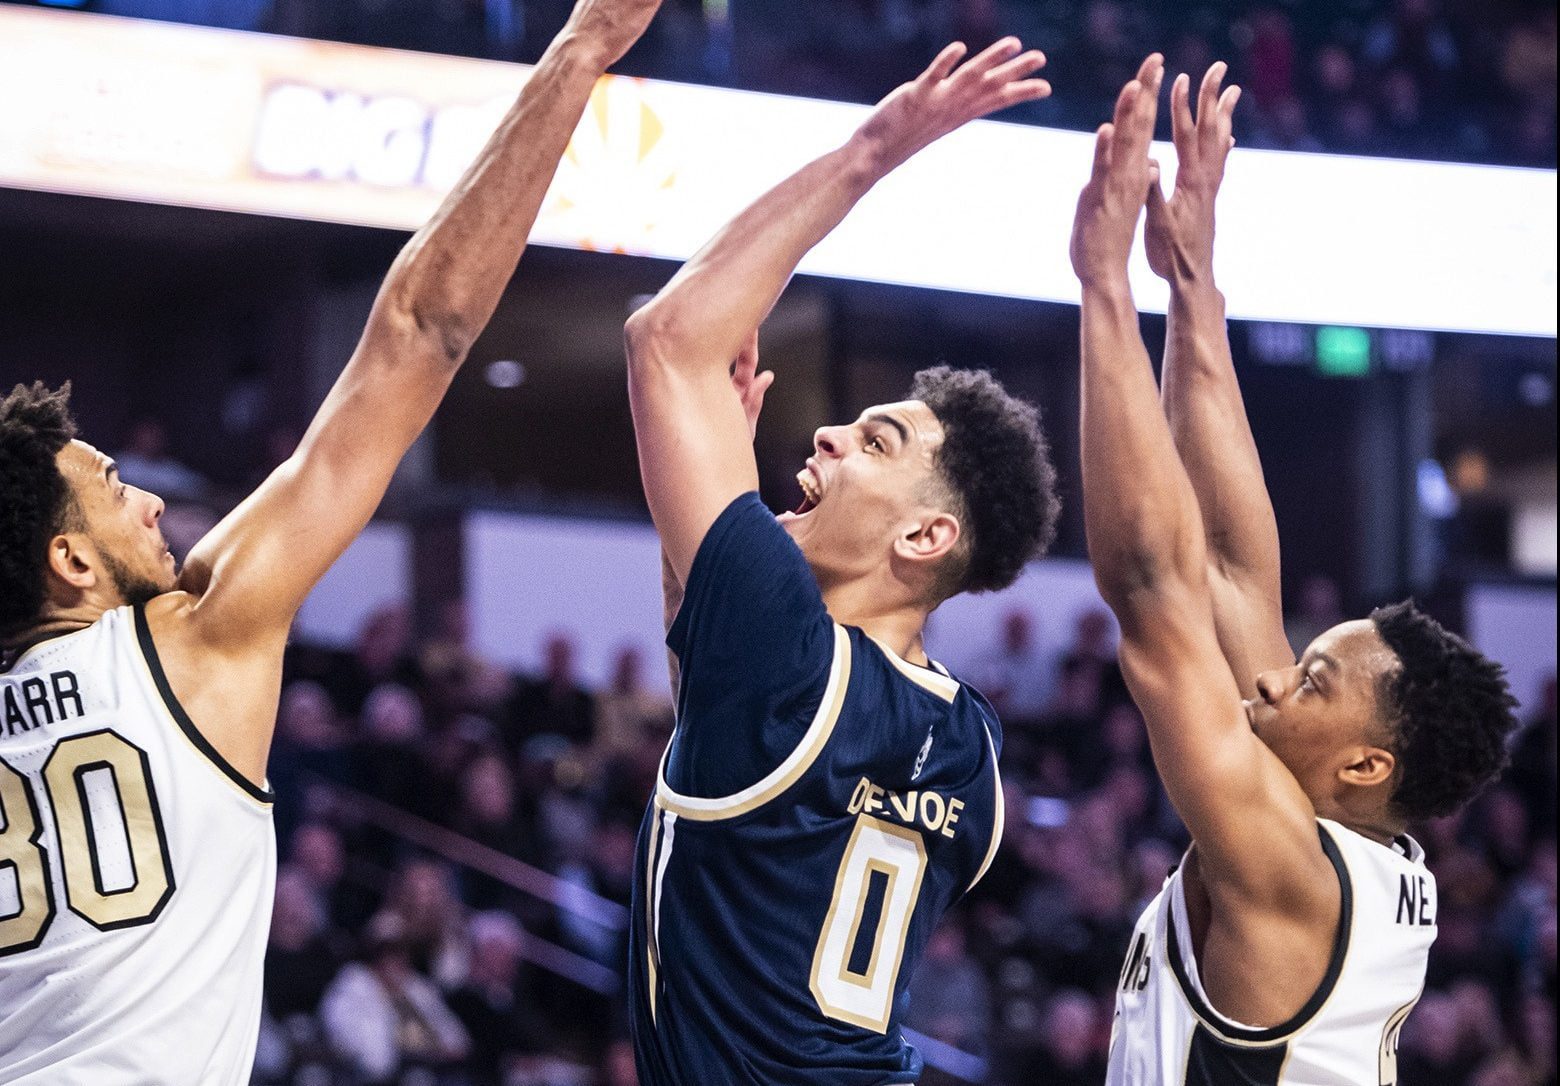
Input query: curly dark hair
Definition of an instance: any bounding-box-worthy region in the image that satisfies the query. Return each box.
[1371,600,1519,822]
[1,382,80,637]
[908,366,1060,598]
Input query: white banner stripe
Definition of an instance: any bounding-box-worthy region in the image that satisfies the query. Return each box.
[0,8,1552,336]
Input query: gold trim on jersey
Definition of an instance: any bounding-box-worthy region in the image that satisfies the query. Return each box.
[865,635,959,703]
[966,724,1005,893]
[643,799,665,1024]
[654,625,851,822]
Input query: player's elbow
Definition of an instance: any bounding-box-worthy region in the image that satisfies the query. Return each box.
[1090,529,1205,618]
[625,301,693,379]
[403,301,478,368]
[376,280,478,370]
[1092,548,1169,612]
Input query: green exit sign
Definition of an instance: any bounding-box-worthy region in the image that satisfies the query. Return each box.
[1315,326,1372,377]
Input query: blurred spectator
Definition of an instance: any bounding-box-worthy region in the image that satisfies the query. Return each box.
[354,683,434,815]
[969,609,1054,723]
[378,858,470,988]
[113,417,209,501]
[447,912,544,1085]
[289,820,378,933]
[1015,988,1109,1086]
[906,917,993,1056]
[267,681,352,840]
[295,604,421,717]
[265,866,348,1022]
[592,645,672,768]
[420,599,513,720]
[319,911,471,1085]
[508,633,596,748]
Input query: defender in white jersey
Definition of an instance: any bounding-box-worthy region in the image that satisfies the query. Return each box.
[0,2,664,1079]
[1109,820,1435,1085]
[0,608,275,1081]
[1069,57,1518,1085]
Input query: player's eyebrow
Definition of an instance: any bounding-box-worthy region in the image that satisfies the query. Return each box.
[104,461,119,485]
[865,412,910,445]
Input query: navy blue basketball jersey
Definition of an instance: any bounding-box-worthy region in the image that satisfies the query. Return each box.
[630,493,1005,1085]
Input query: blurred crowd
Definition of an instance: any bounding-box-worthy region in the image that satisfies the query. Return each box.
[253,596,1558,1086]
[7,0,1555,166]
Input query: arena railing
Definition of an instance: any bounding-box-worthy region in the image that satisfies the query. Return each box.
[304,773,625,996]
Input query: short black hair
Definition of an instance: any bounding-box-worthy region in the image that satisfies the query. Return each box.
[0,383,79,637]
[908,366,1060,597]
[1371,600,1519,822]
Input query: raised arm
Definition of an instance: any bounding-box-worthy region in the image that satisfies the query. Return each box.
[1070,58,1327,894]
[1146,64,1292,696]
[658,332,774,695]
[180,0,662,643]
[626,39,1050,581]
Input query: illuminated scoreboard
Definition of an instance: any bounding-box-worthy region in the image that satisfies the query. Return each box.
[0,7,1554,337]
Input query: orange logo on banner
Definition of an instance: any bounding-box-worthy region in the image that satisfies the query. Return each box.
[548,75,678,255]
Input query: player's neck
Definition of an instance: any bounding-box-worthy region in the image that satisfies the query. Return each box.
[1314,794,1405,846]
[819,581,932,666]
[5,600,117,655]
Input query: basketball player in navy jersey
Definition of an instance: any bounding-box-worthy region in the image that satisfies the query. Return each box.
[0,3,663,1080]
[1072,57,1519,1083]
[624,39,1061,1085]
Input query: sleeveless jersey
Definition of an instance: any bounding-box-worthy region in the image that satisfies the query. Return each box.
[630,494,1005,1086]
[0,605,277,1084]
[1107,818,1436,1086]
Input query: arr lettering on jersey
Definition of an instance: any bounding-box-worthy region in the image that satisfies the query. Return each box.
[847,776,965,838]
[1396,874,1436,926]
[1,671,85,736]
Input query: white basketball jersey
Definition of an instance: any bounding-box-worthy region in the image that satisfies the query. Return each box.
[1107,818,1435,1086]
[0,605,277,1084]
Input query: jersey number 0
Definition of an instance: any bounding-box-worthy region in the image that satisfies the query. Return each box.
[0,730,175,955]
[810,814,928,1033]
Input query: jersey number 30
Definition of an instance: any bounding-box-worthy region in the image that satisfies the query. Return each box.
[0,730,174,955]
[810,814,928,1033]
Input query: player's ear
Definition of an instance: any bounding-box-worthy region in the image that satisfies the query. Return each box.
[1338,744,1395,789]
[46,531,100,594]
[894,512,960,564]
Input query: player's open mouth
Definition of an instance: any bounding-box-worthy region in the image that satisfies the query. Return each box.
[1243,699,1258,732]
[792,462,823,516]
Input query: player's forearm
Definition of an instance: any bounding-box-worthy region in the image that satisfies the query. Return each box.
[1160,281,1282,582]
[625,136,886,373]
[1080,282,1210,624]
[372,34,609,366]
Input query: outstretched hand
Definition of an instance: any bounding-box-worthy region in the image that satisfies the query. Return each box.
[1145,63,1241,287]
[730,331,775,442]
[1070,54,1165,289]
[855,38,1051,173]
[562,0,664,69]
